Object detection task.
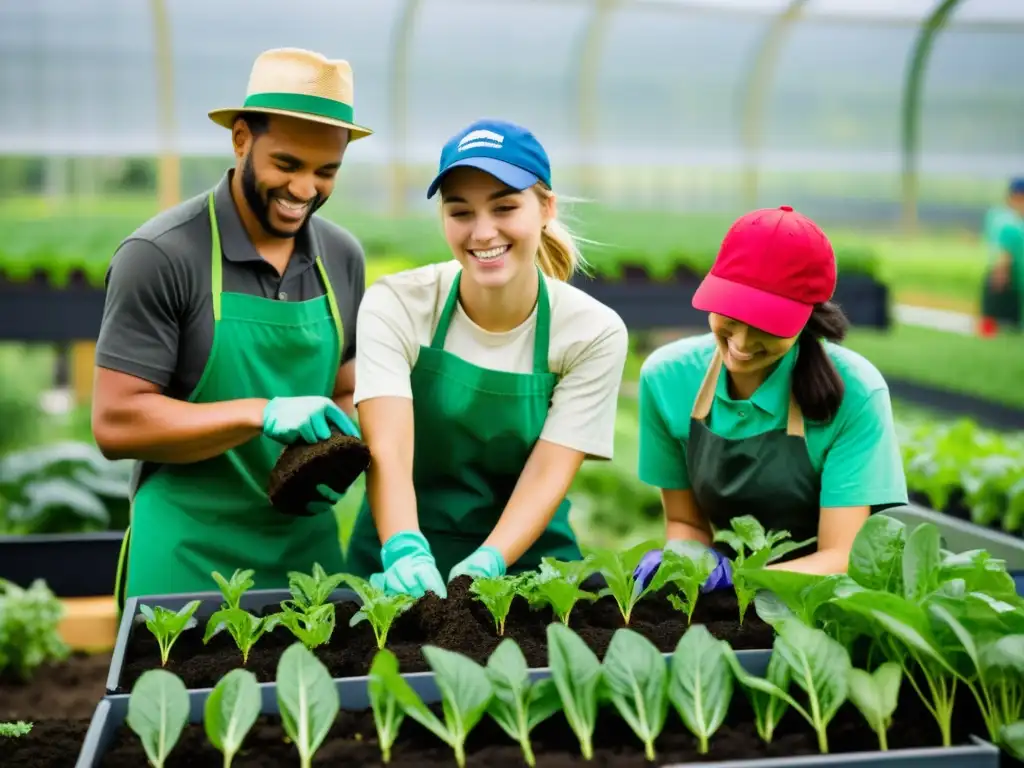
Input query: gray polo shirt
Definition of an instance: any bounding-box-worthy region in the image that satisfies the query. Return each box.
[96,170,365,401]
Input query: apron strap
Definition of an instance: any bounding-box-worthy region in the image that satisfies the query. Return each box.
[208,193,224,321]
[690,346,807,437]
[430,266,552,376]
[310,222,345,373]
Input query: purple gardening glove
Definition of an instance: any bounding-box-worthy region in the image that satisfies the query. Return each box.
[700,549,733,593]
[633,549,664,590]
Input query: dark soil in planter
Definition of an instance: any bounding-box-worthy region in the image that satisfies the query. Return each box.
[119,577,776,691]
[267,428,370,517]
[1,650,110,720]
[95,670,986,767]
[6,718,93,768]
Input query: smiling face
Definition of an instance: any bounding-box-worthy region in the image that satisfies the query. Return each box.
[232,113,350,239]
[709,312,800,376]
[439,167,554,290]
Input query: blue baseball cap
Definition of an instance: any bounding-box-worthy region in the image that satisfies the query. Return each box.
[426,118,552,199]
[1010,177,1024,196]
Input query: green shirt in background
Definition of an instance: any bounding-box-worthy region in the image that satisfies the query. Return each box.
[983,205,1024,291]
[637,333,908,510]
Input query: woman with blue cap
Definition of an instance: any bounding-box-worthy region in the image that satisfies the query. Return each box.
[345,119,629,597]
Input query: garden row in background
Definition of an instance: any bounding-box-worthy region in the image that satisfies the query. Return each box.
[4,512,1024,766]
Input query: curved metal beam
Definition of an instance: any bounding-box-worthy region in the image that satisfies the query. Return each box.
[150,0,180,210]
[738,0,809,211]
[900,0,964,232]
[576,0,621,197]
[388,0,421,217]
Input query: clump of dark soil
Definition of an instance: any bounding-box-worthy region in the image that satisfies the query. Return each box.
[118,576,776,691]
[94,669,987,767]
[267,428,370,516]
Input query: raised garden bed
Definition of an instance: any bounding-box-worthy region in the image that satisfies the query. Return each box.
[107,575,775,693]
[77,630,1000,768]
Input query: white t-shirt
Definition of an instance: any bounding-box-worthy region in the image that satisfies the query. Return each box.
[353,260,629,460]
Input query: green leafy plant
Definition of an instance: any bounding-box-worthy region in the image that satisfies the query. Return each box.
[341,574,417,649]
[276,642,340,768]
[468,574,525,635]
[484,639,560,767]
[0,721,32,738]
[397,645,493,768]
[1001,720,1024,761]
[284,562,346,611]
[546,622,602,759]
[669,624,733,754]
[203,607,279,664]
[601,627,668,760]
[276,563,345,650]
[847,662,902,750]
[367,650,408,764]
[139,600,201,666]
[521,557,599,625]
[126,668,190,768]
[655,541,719,625]
[204,668,261,767]
[0,577,69,681]
[211,568,255,610]
[591,539,662,625]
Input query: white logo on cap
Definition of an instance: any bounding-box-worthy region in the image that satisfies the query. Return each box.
[458,129,504,152]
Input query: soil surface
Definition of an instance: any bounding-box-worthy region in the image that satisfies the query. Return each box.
[2,651,110,768]
[92,673,987,767]
[268,429,370,517]
[119,577,776,691]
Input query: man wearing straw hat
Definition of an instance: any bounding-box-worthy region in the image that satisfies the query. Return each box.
[92,48,372,601]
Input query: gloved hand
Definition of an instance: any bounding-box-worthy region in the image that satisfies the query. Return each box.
[701,549,733,593]
[369,531,447,598]
[263,396,360,445]
[633,549,664,591]
[449,546,506,582]
[305,483,344,515]
[632,544,733,593]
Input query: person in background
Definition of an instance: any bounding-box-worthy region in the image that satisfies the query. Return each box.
[632,205,909,591]
[346,119,629,598]
[92,48,369,601]
[980,177,1024,333]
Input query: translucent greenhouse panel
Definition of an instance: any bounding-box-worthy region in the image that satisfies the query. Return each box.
[0,0,156,155]
[952,0,1024,23]
[167,0,400,158]
[404,0,589,167]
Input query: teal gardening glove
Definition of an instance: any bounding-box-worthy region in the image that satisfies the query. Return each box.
[448,546,506,582]
[262,396,361,445]
[370,531,448,598]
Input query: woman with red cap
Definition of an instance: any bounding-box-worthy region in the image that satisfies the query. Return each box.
[633,205,908,590]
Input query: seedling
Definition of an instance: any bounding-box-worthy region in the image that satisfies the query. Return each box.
[203,607,280,664]
[546,623,601,759]
[204,668,261,767]
[655,542,718,625]
[847,662,902,750]
[521,557,599,625]
[283,562,346,613]
[139,600,200,666]
[591,539,662,625]
[469,574,526,635]
[126,668,190,768]
[278,604,336,650]
[601,628,669,760]
[211,568,255,610]
[0,721,32,738]
[367,650,408,763]
[276,642,340,768]
[669,625,733,754]
[0,578,69,681]
[341,574,417,649]
[276,563,346,650]
[485,639,561,766]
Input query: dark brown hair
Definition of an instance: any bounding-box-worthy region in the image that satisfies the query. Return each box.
[791,301,850,423]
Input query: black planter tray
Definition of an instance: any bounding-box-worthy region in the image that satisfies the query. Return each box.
[79,653,999,768]
[0,531,125,597]
[106,584,775,694]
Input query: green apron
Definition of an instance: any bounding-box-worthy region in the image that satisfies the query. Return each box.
[346,267,581,579]
[113,193,347,604]
[687,348,820,562]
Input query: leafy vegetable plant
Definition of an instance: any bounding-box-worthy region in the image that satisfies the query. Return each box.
[276,642,339,768]
[211,568,255,610]
[669,624,732,754]
[126,668,190,768]
[591,539,662,625]
[367,650,408,763]
[0,721,32,738]
[139,600,201,666]
[204,668,261,767]
[601,628,668,760]
[546,622,602,759]
[485,639,561,767]
[341,574,417,649]
[847,662,902,750]
[0,577,69,681]
[469,574,525,635]
[203,608,280,664]
[654,541,718,625]
[522,557,599,625]
[726,647,791,743]
[1002,720,1024,761]
[276,563,346,650]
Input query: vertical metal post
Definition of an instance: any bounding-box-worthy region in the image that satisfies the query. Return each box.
[151,0,180,212]
[389,0,421,218]
[901,0,963,233]
[576,0,620,198]
[738,0,809,210]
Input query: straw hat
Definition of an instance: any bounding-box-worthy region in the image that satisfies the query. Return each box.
[208,47,372,140]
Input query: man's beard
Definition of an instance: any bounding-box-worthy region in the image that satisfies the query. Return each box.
[241,152,325,239]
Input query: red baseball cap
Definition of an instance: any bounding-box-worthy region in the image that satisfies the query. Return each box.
[692,205,836,338]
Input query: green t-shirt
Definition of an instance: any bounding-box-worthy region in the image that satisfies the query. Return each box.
[983,206,1024,290]
[637,333,909,510]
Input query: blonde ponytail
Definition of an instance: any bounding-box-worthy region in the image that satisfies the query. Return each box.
[533,184,589,281]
